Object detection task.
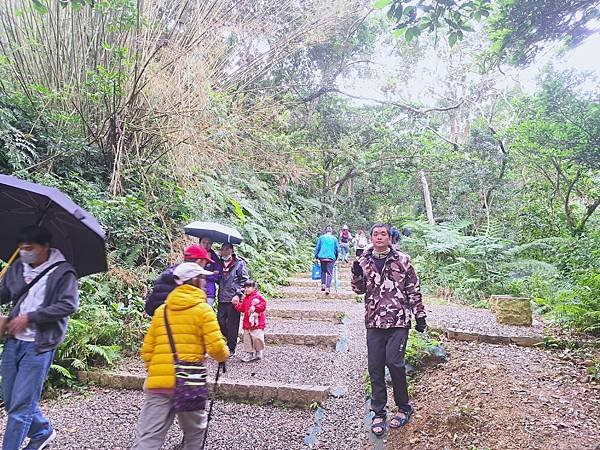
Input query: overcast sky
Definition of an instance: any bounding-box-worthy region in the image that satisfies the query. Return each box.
[340,23,600,106]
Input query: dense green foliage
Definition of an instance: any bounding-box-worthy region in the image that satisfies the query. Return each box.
[401,221,600,333]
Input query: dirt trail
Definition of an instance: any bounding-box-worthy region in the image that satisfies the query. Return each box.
[384,339,600,450]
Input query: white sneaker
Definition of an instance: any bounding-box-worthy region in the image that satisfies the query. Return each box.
[241,352,255,363]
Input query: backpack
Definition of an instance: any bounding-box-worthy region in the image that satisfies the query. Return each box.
[341,229,350,243]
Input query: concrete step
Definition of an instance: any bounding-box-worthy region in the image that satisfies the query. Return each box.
[269,307,346,323]
[271,296,360,304]
[277,285,356,301]
[431,325,544,347]
[265,332,339,349]
[78,371,329,408]
[287,277,351,288]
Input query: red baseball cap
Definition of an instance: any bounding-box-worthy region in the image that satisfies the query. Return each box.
[184,244,214,263]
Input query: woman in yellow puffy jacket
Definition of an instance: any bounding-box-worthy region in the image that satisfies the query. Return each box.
[132,262,229,450]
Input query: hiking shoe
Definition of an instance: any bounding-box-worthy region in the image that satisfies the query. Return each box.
[241,353,256,363]
[24,429,56,449]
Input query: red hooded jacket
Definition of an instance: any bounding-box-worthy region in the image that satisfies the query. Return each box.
[234,290,267,330]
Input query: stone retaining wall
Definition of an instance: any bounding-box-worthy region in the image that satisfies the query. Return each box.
[78,371,329,408]
[440,328,543,347]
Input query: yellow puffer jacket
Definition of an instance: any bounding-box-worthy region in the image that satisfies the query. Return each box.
[141,284,229,390]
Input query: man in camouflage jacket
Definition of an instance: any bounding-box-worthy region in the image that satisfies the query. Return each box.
[351,223,427,435]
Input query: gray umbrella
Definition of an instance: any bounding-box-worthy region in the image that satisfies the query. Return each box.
[0,175,107,277]
[184,221,243,245]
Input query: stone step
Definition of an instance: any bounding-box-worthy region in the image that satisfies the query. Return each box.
[264,332,339,349]
[269,307,346,323]
[287,277,351,288]
[272,296,359,304]
[77,371,329,408]
[432,326,544,347]
[277,285,356,301]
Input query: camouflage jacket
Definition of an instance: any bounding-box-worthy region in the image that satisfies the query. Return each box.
[351,247,426,329]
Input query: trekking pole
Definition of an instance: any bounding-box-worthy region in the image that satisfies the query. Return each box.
[200,362,225,450]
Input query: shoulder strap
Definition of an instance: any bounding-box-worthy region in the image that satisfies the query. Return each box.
[163,307,179,360]
[12,261,66,306]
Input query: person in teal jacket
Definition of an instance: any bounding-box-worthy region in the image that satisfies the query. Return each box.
[314,226,340,295]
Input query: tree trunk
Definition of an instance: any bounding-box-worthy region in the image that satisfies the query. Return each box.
[419,170,435,225]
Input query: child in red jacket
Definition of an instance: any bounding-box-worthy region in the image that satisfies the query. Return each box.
[233,280,267,362]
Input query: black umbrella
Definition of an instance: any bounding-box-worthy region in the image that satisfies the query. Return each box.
[0,175,107,277]
[184,221,243,245]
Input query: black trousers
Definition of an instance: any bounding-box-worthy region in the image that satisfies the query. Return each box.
[367,327,410,417]
[217,302,241,353]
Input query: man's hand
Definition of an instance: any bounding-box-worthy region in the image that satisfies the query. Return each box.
[7,314,29,335]
[351,261,363,277]
[415,317,427,333]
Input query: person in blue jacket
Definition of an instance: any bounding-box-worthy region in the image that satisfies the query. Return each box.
[313,226,340,295]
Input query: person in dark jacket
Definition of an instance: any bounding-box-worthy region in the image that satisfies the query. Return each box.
[199,237,222,307]
[389,226,400,246]
[144,245,214,316]
[217,243,250,356]
[0,226,79,450]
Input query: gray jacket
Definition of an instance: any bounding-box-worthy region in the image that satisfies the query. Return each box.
[0,260,79,353]
[218,256,250,303]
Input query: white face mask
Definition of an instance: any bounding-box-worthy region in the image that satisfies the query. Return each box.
[221,254,232,261]
[20,249,38,265]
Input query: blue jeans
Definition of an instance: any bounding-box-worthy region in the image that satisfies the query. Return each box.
[319,260,335,288]
[340,243,350,262]
[1,339,55,450]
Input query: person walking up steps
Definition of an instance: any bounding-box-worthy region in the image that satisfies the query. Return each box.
[199,237,222,308]
[234,280,267,362]
[145,245,214,316]
[218,243,250,357]
[351,223,427,437]
[339,225,352,263]
[132,263,229,450]
[313,226,340,296]
[353,229,369,257]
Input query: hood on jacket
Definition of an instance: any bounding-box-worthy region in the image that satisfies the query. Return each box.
[165,284,207,311]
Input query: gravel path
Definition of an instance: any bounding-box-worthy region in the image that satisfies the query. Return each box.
[116,345,339,386]
[426,303,545,337]
[0,388,311,450]
[311,295,369,449]
[269,301,350,312]
[268,318,343,335]
[13,266,566,449]
[277,285,355,296]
